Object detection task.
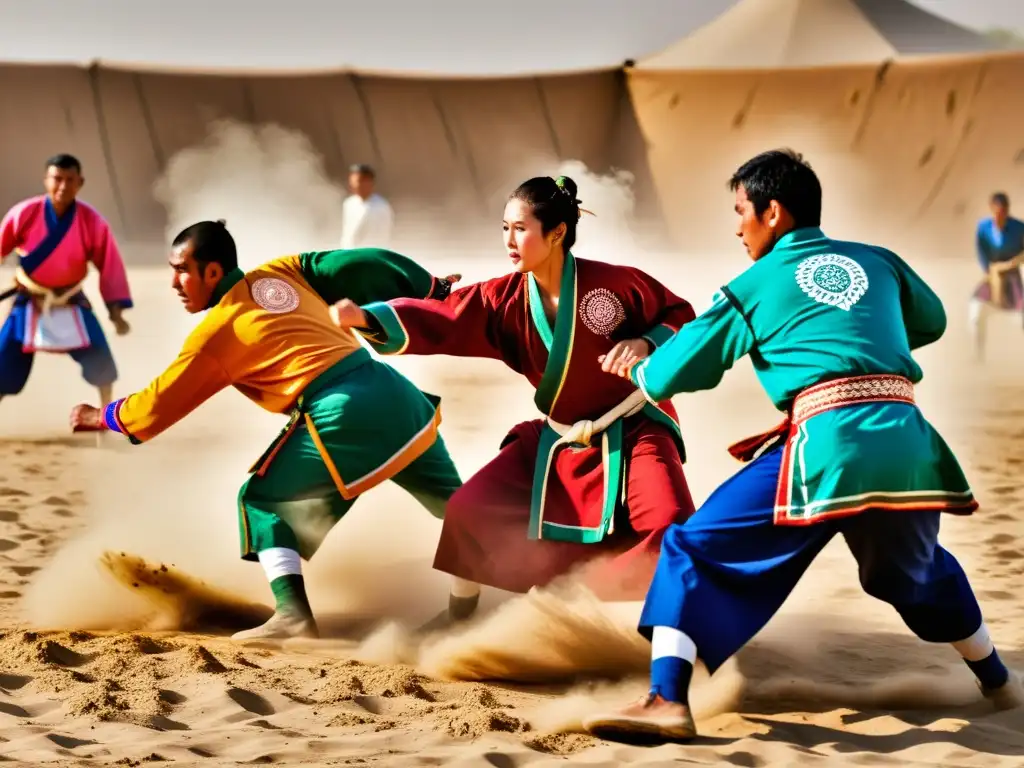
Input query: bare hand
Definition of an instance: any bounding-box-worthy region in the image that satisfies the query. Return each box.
[70,403,104,432]
[109,307,131,336]
[329,298,368,329]
[445,273,462,285]
[598,338,652,379]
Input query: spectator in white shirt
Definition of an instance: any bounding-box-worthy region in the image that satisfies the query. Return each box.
[340,164,394,250]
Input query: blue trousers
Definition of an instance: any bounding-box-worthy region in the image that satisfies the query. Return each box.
[0,295,118,395]
[639,445,983,673]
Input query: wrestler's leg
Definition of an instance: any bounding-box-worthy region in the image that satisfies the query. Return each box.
[843,510,1022,709]
[69,307,117,407]
[234,422,356,641]
[592,425,696,600]
[0,303,35,402]
[389,433,479,625]
[583,446,836,742]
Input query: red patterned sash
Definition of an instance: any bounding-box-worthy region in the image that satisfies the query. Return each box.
[728,374,916,462]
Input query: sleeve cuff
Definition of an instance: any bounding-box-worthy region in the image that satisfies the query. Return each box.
[641,322,676,350]
[103,399,141,444]
[427,276,453,300]
[359,302,409,355]
[630,359,660,405]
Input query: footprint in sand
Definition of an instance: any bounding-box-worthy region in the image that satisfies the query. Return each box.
[0,510,19,523]
[986,533,1016,545]
[982,590,1014,601]
[0,539,19,552]
[0,488,28,498]
[10,565,38,576]
[0,674,31,690]
[51,509,74,518]
[46,734,98,749]
[41,496,69,507]
[226,687,276,717]
[988,485,1019,497]
[986,513,1015,523]
[0,590,21,599]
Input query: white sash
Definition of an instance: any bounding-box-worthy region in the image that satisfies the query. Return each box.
[22,303,90,353]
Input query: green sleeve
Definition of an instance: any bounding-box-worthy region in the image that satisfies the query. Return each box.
[630,289,756,402]
[298,248,447,306]
[881,248,947,350]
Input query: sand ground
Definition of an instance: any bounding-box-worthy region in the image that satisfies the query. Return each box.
[0,254,1023,766]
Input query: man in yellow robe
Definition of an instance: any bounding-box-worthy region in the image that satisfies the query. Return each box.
[69,220,468,640]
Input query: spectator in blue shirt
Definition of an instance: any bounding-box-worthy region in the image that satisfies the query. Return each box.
[970,192,1024,362]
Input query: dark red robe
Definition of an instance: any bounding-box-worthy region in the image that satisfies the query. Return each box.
[360,253,697,598]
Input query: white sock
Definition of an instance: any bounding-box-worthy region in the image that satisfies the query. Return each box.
[257,547,303,582]
[651,626,697,663]
[450,576,481,599]
[952,622,995,662]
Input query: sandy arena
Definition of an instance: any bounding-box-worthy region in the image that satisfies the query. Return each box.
[0,130,1022,765]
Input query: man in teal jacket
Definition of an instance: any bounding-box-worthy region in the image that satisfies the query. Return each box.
[584,149,1022,743]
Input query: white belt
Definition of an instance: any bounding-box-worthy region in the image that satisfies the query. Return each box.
[546,389,648,446]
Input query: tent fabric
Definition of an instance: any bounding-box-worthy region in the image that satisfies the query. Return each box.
[0,65,654,247]
[626,53,1024,256]
[0,0,723,78]
[636,0,995,71]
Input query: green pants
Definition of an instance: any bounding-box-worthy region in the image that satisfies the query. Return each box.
[237,351,462,560]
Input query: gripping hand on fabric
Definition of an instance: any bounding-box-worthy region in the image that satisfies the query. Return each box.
[329,299,369,329]
[599,338,652,379]
[70,403,104,433]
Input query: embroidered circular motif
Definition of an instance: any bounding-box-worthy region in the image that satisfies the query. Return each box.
[251,277,300,313]
[578,288,626,336]
[795,254,869,311]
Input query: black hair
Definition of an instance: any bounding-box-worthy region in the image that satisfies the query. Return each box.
[45,154,82,174]
[349,164,375,179]
[992,192,1010,208]
[509,175,584,252]
[728,149,822,229]
[172,219,238,272]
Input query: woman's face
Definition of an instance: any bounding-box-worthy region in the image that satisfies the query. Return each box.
[502,198,563,274]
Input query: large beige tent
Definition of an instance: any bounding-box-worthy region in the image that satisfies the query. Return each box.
[628,0,1022,255]
[0,0,720,253]
[0,65,655,249]
[2,0,1021,257]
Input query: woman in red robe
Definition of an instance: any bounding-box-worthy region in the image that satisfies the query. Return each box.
[332,175,697,623]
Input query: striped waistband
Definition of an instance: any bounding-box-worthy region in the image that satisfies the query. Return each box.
[791,374,915,424]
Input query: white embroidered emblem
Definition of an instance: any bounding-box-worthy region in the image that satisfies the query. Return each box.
[251,277,300,314]
[795,254,869,311]
[578,288,626,336]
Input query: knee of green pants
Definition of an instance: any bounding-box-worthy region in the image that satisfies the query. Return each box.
[407,489,450,520]
[391,435,463,520]
[238,494,301,561]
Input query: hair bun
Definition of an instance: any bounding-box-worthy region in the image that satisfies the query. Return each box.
[554,175,582,206]
[215,219,227,227]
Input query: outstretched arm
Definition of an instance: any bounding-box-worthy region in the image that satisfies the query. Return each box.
[601,268,698,376]
[70,332,232,443]
[298,248,458,306]
[332,280,507,360]
[622,289,755,403]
